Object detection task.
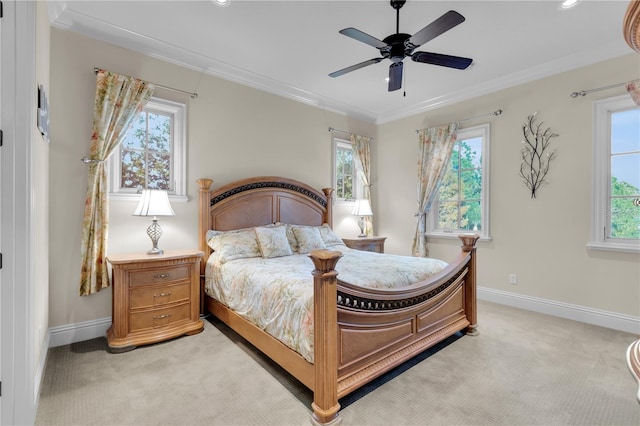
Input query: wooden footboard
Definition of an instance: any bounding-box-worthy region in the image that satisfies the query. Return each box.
[197,177,479,426]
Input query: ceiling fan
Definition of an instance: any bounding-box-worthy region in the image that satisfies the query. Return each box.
[329,0,473,92]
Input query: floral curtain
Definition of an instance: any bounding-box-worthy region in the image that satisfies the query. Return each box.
[351,134,373,237]
[79,70,154,296]
[411,122,459,257]
[627,79,640,107]
[351,134,373,236]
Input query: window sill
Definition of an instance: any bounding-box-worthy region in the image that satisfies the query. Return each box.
[109,193,189,203]
[425,232,492,242]
[587,241,640,254]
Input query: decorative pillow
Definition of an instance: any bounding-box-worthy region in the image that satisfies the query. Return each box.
[206,229,261,263]
[255,226,293,258]
[293,226,326,253]
[319,223,345,247]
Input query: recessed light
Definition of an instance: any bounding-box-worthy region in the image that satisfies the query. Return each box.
[561,0,579,9]
[213,0,230,6]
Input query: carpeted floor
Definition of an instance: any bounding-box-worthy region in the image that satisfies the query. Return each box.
[35,301,640,426]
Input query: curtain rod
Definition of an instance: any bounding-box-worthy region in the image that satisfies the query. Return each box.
[570,81,627,98]
[94,67,198,99]
[328,127,374,141]
[415,109,503,133]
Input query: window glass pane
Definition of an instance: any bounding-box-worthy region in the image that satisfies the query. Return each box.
[437,201,459,229]
[611,109,640,154]
[438,168,459,201]
[610,197,640,239]
[336,145,353,199]
[147,112,171,153]
[459,137,482,169]
[611,153,640,196]
[461,200,482,231]
[148,152,171,190]
[121,150,145,189]
[460,170,482,200]
[122,114,146,150]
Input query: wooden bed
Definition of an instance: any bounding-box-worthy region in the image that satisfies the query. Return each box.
[197,176,479,425]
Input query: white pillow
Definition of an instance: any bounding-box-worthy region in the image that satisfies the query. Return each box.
[255,226,293,258]
[293,226,326,254]
[319,223,345,247]
[206,229,261,263]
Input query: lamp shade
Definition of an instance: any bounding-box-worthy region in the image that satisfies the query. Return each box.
[352,199,373,216]
[133,190,175,217]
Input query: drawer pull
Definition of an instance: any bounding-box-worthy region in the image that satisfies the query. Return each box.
[153,292,172,298]
[153,273,171,279]
[153,314,172,320]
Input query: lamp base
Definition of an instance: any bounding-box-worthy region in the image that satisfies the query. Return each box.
[146,219,164,255]
[357,216,367,238]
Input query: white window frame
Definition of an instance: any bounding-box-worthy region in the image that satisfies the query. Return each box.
[332,137,363,204]
[589,94,640,253]
[426,123,491,240]
[108,97,187,202]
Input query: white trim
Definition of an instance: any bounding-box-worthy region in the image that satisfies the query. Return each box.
[108,97,188,200]
[0,1,37,424]
[33,330,50,405]
[478,287,640,335]
[590,95,640,253]
[46,3,630,125]
[49,317,112,348]
[427,124,491,239]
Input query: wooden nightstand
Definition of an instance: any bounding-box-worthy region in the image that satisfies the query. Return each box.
[342,237,386,253]
[106,249,204,352]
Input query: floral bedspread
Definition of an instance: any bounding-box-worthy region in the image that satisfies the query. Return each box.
[205,246,447,362]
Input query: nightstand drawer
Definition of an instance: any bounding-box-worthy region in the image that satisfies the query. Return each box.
[129,303,190,332]
[129,265,190,286]
[129,282,190,309]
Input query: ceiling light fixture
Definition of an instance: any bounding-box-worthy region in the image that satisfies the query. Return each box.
[561,0,579,9]
[213,0,230,6]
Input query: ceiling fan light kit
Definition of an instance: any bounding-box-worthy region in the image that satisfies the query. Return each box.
[329,0,473,92]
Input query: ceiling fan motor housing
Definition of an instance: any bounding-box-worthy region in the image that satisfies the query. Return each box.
[382,33,413,62]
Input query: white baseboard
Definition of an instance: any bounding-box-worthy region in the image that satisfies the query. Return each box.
[46,290,639,348]
[478,287,640,335]
[49,317,112,348]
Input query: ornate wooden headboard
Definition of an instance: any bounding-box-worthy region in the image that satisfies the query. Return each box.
[197,176,334,263]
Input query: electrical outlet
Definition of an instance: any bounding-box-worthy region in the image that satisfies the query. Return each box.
[509,274,517,285]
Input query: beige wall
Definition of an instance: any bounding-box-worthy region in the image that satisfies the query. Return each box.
[35,1,50,372]
[48,29,375,327]
[49,27,639,330]
[376,53,640,317]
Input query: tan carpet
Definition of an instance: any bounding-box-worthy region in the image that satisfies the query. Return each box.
[35,301,640,426]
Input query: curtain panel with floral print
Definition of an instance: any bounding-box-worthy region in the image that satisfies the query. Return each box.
[351,134,374,236]
[411,122,459,257]
[79,70,154,296]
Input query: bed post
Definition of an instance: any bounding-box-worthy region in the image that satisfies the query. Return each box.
[459,234,480,336]
[197,178,213,315]
[322,188,334,227]
[309,249,343,426]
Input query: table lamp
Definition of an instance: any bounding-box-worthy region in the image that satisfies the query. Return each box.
[133,189,175,255]
[352,199,373,237]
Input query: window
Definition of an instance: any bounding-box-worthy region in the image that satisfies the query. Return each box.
[108,97,187,201]
[333,138,362,202]
[590,95,640,252]
[427,124,491,239]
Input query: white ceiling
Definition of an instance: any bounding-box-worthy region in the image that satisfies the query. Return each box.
[47,0,633,124]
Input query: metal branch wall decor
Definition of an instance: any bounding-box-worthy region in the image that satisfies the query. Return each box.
[520,113,558,198]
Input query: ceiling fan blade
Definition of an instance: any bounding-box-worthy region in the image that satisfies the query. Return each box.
[329,58,384,78]
[339,27,388,50]
[407,10,465,48]
[388,62,403,91]
[412,51,473,69]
